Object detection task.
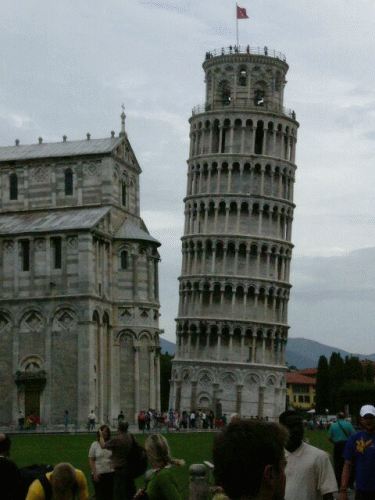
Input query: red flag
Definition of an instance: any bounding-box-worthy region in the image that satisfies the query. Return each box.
[237,5,249,19]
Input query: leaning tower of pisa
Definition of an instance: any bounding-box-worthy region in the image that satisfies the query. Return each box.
[169,47,298,420]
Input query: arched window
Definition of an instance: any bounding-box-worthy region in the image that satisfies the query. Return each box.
[239,66,247,86]
[120,250,128,269]
[10,173,18,200]
[255,122,264,154]
[65,169,73,196]
[254,89,265,106]
[121,182,127,206]
[20,239,30,271]
[219,80,231,105]
[51,237,62,269]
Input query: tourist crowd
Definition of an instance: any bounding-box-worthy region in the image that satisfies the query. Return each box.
[2,404,375,500]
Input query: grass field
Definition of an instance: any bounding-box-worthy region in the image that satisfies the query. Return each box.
[10,429,334,499]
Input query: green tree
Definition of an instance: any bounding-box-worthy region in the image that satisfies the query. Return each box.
[364,362,374,383]
[340,381,375,419]
[344,356,364,382]
[160,351,173,412]
[329,352,345,413]
[316,355,330,414]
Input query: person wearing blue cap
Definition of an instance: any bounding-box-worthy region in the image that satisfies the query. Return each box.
[340,404,375,500]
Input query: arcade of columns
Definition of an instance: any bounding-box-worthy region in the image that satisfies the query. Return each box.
[170,47,299,419]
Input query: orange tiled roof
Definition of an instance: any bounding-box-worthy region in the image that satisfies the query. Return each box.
[287,372,316,385]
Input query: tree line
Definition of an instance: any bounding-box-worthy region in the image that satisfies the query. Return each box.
[316,352,375,417]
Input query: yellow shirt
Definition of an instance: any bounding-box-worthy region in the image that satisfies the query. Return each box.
[25,469,89,500]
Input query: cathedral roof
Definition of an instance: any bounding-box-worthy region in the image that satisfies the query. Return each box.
[116,220,161,246]
[0,208,161,246]
[0,137,124,162]
[0,207,111,234]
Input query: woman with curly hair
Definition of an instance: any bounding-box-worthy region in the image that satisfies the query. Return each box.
[143,434,185,500]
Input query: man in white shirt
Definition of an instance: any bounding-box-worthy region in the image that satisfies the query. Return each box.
[279,411,337,500]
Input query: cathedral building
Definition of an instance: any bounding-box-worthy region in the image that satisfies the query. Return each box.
[0,112,161,426]
[170,47,299,419]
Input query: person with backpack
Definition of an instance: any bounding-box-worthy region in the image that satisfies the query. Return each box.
[25,462,89,500]
[328,412,355,487]
[100,421,135,500]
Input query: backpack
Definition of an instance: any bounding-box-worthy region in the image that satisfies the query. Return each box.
[19,463,54,500]
[129,436,148,478]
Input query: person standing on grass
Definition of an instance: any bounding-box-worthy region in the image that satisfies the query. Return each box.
[328,412,354,487]
[18,411,25,431]
[89,425,114,500]
[88,410,96,431]
[100,420,135,500]
[29,411,36,430]
[340,404,375,500]
[26,462,89,500]
[189,410,196,429]
[279,410,337,500]
[118,410,125,425]
[63,410,69,432]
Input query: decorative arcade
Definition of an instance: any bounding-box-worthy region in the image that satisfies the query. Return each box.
[170,46,299,419]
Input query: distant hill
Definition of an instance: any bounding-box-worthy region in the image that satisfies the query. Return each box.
[160,338,175,355]
[159,336,375,369]
[287,337,375,369]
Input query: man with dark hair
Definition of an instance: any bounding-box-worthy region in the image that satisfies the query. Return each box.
[279,411,337,500]
[100,420,134,500]
[0,434,11,456]
[0,433,23,500]
[212,419,288,500]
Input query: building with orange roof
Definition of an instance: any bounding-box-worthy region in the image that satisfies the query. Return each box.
[286,370,316,411]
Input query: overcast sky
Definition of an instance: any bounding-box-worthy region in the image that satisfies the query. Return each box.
[1,0,375,354]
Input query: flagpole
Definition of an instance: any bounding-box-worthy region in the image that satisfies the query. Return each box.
[236,2,239,47]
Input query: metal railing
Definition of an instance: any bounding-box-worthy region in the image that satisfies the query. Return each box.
[192,101,296,120]
[204,46,286,61]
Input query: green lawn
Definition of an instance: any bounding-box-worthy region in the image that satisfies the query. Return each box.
[10,429,334,499]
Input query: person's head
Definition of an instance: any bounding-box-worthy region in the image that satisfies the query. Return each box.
[360,405,375,433]
[0,434,12,457]
[50,463,78,498]
[0,434,11,456]
[212,419,288,500]
[118,420,129,434]
[337,412,345,420]
[279,411,304,452]
[97,424,111,442]
[145,434,185,468]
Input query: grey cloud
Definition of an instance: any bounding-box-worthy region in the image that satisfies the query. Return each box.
[346,87,374,97]
[291,247,375,288]
[362,130,375,141]
[139,1,190,14]
[2,0,375,351]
